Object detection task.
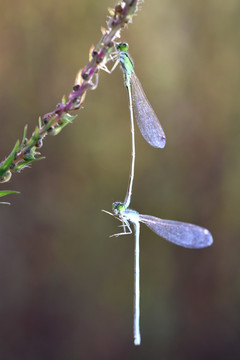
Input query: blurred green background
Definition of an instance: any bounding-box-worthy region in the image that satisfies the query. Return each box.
[0,0,240,359]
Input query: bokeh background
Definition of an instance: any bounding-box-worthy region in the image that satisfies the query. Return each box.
[0,0,240,359]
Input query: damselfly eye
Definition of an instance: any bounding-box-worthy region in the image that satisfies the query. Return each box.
[112,202,120,210]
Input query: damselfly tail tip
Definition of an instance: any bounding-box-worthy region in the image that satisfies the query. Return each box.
[134,336,141,346]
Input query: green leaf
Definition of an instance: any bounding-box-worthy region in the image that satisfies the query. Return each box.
[62,113,78,123]
[48,113,77,136]
[0,190,20,197]
[25,127,39,149]
[14,157,45,172]
[19,125,28,149]
[0,140,20,179]
[0,190,20,205]
[61,95,66,105]
[38,116,42,128]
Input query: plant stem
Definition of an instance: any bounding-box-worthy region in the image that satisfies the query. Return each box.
[0,0,140,183]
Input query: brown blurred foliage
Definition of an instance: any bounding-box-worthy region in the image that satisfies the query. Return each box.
[0,0,240,359]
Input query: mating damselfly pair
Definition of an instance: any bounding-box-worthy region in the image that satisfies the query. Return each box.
[102,43,213,346]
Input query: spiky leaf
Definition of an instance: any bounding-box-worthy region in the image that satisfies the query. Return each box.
[0,190,20,205]
[0,140,19,179]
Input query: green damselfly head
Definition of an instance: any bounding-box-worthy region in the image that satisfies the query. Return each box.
[112,201,126,213]
[116,42,129,52]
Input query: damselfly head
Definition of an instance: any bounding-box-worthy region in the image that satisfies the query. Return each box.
[112,201,125,213]
[116,42,129,52]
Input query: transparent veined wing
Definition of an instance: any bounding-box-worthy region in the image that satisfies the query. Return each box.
[139,214,213,249]
[130,72,166,149]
